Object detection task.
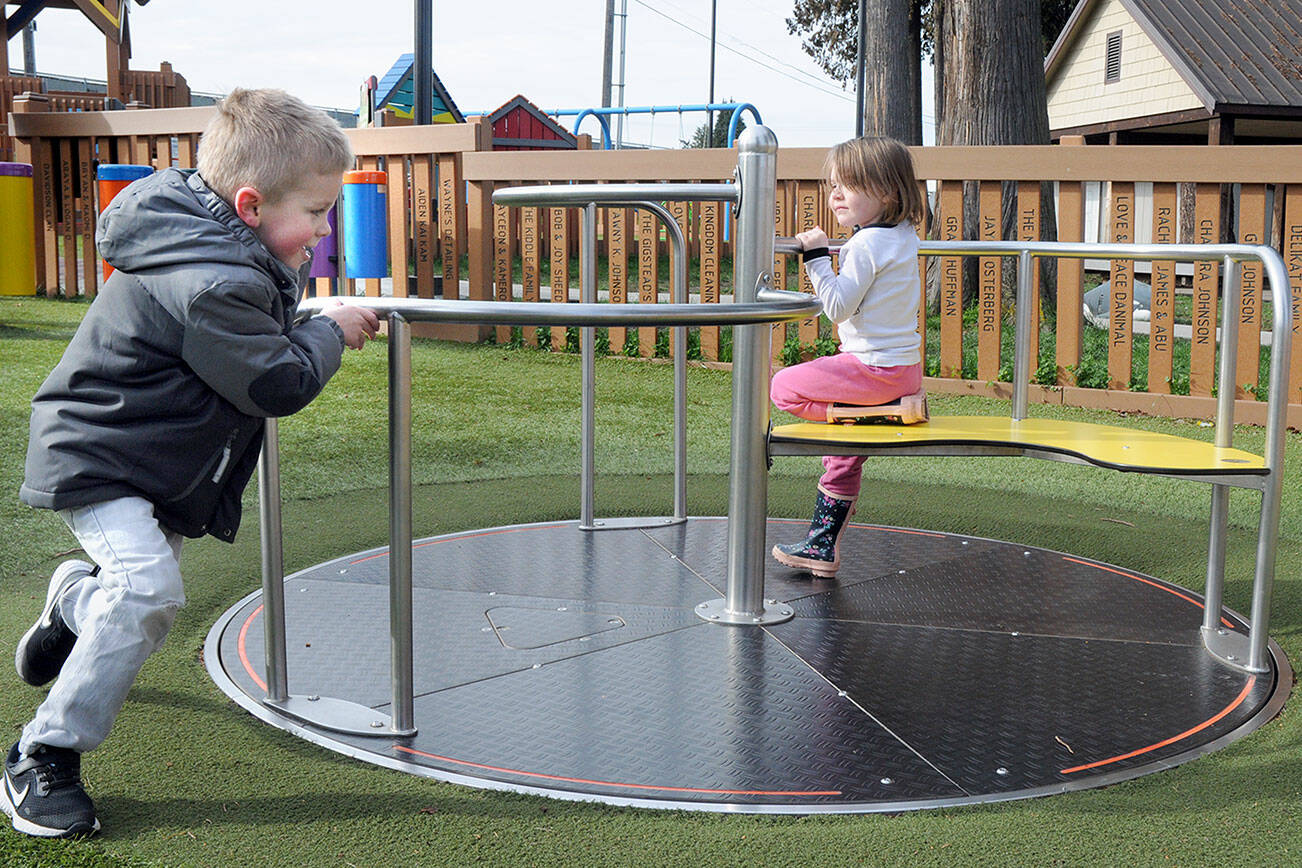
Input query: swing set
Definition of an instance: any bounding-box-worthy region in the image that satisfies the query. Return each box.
[552,102,762,150]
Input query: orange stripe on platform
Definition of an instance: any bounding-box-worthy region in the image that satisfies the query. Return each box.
[1060,677,1255,774]
[392,745,842,797]
[238,605,268,693]
[1061,556,1236,629]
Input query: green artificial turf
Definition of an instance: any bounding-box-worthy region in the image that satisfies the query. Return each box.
[2,296,1301,866]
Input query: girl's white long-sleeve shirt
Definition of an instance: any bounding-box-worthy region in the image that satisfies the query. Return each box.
[803,221,921,367]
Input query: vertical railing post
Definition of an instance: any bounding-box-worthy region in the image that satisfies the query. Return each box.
[389,313,417,735]
[258,417,289,703]
[1012,250,1034,420]
[697,125,792,626]
[579,204,598,529]
[1202,258,1240,637]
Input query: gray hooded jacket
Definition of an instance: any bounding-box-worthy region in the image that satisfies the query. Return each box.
[20,168,346,541]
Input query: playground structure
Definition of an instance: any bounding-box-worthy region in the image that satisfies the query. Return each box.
[206,127,1292,812]
[360,54,463,127]
[553,101,762,149]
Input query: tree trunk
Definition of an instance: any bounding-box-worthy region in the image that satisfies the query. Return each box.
[862,0,923,144]
[934,0,1058,307]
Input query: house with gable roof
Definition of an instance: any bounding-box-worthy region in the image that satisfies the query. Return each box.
[1044,0,1302,144]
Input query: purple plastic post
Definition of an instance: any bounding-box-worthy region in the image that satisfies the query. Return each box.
[308,206,339,278]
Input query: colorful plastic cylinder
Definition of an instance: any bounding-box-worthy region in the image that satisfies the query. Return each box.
[0,162,36,297]
[308,206,339,278]
[97,164,154,280]
[341,170,387,278]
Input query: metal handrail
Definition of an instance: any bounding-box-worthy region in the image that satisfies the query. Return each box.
[272,285,818,735]
[296,292,817,327]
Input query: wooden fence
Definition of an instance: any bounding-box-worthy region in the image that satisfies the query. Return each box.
[8,105,1302,425]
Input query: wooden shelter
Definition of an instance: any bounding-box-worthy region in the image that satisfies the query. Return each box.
[2,1,187,159]
[1045,0,1302,144]
[484,95,576,151]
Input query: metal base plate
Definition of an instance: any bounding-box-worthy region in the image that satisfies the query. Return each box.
[205,518,1289,814]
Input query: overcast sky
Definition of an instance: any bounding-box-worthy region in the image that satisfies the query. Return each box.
[18,0,935,148]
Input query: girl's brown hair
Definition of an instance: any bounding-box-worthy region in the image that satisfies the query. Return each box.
[824,136,925,228]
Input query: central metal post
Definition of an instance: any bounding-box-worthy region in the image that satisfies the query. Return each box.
[389,313,417,735]
[696,125,792,626]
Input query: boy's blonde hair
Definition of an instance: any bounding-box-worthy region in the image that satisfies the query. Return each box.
[197,88,353,204]
[824,136,925,228]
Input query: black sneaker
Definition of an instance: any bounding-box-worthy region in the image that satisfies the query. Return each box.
[1,742,99,837]
[15,560,90,687]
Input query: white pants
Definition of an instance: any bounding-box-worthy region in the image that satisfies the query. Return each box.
[21,496,185,755]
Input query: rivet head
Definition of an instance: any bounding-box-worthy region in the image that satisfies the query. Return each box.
[370,720,385,728]
[307,695,320,702]
[880,777,894,785]
[996,767,1009,776]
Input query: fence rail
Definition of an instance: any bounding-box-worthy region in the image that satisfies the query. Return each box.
[8,107,1302,423]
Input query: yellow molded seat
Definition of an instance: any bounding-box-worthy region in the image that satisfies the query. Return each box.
[769,415,1266,477]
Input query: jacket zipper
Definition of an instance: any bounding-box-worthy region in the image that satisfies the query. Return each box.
[211,431,236,483]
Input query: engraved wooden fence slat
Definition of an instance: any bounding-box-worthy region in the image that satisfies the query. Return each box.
[796,180,821,348]
[1016,181,1041,375]
[387,155,409,298]
[1056,178,1085,384]
[520,204,540,347]
[771,180,790,362]
[550,199,570,351]
[938,181,964,378]
[1286,186,1302,405]
[607,206,628,355]
[698,197,721,361]
[1107,181,1135,390]
[1190,183,1222,396]
[1236,184,1267,398]
[637,204,657,358]
[1148,183,1177,392]
[977,180,1001,381]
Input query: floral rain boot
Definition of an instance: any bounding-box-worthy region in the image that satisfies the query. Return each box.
[771,487,856,578]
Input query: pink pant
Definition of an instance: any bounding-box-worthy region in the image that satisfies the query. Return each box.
[770,353,922,499]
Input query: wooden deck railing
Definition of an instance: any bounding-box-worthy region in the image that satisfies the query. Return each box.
[8,106,1302,424]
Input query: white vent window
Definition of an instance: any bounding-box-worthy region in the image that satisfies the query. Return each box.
[1105,31,1123,82]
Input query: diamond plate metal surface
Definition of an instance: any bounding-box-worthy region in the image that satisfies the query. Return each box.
[364,626,965,806]
[788,543,1227,643]
[643,517,997,603]
[210,518,1287,812]
[768,616,1273,793]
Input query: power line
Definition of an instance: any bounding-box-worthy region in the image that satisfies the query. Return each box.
[649,0,848,93]
[628,0,853,102]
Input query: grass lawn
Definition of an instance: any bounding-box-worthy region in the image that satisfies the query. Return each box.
[2,296,1302,866]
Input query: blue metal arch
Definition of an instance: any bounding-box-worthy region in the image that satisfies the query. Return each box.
[571,109,614,150]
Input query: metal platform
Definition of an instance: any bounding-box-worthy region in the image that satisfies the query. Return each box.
[204,517,1288,814]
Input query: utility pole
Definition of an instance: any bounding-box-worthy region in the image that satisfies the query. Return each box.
[22,22,37,75]
[707,0,717,145]
[855,0,866,137]
[615,0,629,147]
[602,0,614,107]
[414,0,432,125]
